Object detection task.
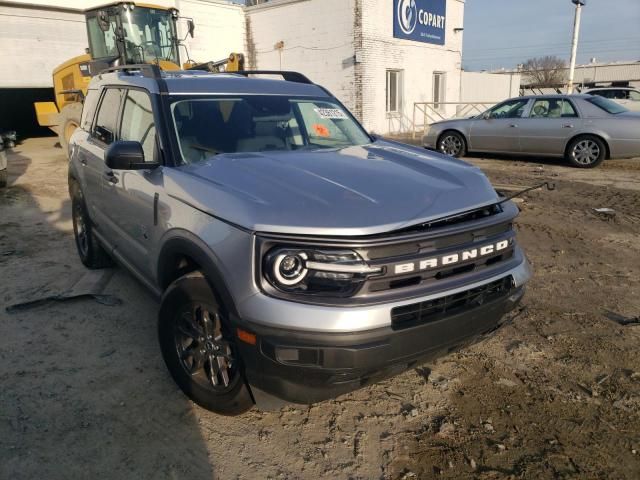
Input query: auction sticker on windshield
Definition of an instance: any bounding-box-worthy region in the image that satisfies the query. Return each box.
[314,108,347,120]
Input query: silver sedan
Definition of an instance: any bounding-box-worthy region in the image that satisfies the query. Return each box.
[423,94,640,168]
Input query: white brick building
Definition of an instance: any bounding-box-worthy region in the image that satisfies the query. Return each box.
[247,0,466,134]
[1,0,467,135]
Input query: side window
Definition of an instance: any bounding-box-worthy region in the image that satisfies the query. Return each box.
[530,99,578,119]
[80,90,99,131]
[93,88,123,144]
[120,89,156,162]
[561,100,579,118]
[629,90,640,101]
[488,99,528,119]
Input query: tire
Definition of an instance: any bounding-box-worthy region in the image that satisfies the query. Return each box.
[70,182,112,269]
[437,131,467,157]
[0,169,6,188]
[58,103,83,158]
[158,272,254,415]
[566,135,606,168]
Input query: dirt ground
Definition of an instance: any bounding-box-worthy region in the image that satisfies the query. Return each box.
[1,137,639,479]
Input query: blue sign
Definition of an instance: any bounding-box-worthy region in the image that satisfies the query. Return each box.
[393,0,447,45]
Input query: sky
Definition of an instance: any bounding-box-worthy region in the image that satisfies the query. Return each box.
[462,0,640,71]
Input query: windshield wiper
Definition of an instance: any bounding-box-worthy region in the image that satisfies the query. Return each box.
[191,144,221,155]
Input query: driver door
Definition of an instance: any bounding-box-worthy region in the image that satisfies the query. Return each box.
[469,99,530,153]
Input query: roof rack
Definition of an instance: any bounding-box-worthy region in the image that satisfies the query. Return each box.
[233,70,313,85]
[99,64,162,79]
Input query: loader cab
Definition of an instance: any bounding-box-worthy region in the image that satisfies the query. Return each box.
[85,2,181,73]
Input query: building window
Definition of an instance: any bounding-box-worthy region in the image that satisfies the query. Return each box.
[433,72,446,110]
[386,70,403,114]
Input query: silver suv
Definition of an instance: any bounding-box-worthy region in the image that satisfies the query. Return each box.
[68,65,532,415]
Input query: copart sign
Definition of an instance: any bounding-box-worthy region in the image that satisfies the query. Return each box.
[393,0,447,45]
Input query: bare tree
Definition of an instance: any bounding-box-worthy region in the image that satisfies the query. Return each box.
[522,56,568,87]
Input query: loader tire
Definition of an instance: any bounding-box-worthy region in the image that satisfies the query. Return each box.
[58,103,83,158]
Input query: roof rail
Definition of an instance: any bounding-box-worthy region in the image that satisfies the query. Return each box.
[233,70,313,85]
[99,64,162,79]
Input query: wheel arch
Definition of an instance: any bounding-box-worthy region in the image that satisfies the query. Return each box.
[157,233,239,318]
[565,133,611,160]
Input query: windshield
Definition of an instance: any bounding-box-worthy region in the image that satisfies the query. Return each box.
[171,96,372,164]
[586,96,629,115]
[86,7,179,64]
[121,8,179,64]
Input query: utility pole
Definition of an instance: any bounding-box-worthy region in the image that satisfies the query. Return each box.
[567,0,586,94]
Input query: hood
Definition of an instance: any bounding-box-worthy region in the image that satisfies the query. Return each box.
[430,117,473,127]
[164,140,499,236]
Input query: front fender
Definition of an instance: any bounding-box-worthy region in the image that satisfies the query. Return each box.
[156,229,247,318]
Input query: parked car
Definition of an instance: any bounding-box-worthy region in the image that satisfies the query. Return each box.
[423,94,640,168]
[69,66,531,415]
[585,87,640,112]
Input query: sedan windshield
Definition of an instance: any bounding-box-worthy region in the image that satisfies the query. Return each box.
[171,96,372,163]
[586,96,629,115]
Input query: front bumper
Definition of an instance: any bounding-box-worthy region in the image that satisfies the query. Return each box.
[422,128,438,149]
[234,258,531,405]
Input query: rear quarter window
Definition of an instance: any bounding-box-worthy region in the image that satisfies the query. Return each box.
[586,96,629,115]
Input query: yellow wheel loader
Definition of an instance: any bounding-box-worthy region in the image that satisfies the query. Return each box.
[34,2,244,154]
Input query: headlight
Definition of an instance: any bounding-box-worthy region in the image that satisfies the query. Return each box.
[263,248,382,297]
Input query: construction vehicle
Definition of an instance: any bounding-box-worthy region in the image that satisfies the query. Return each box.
[34,2,244,153]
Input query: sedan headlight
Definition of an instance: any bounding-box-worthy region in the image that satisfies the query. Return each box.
[263,248,382,297]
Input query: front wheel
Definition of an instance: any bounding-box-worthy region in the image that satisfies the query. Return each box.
[437,131,467,157]
[158,272,254,415]
[566,135,606,168]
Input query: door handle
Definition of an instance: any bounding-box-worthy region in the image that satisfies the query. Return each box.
[104,171,118,184]
[509,124,518,128]
[563,124,574,128]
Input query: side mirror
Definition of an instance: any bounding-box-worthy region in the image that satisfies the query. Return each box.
[482,112,491,120]
[187,19,195,38]
[105,141,157,170]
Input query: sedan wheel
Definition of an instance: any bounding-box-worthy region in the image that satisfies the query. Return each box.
[566,135,606,168]
[437,132,466,157]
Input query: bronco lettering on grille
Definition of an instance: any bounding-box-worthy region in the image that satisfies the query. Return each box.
[393,240,511,275]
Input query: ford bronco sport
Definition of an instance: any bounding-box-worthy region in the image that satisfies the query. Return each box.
[68,65,532,415]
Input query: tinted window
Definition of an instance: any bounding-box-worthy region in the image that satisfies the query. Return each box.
[488,99,529,119]
[629,91,640,101]
[586,96,628,115]
[94,88,124,144]
[80,90,100,131]
[120,89,156,162]
[529,99,578,118]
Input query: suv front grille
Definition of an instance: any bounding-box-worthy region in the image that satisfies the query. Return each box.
[391,276,514,329]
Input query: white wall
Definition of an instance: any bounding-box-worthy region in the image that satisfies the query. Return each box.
[460,71,520,102]
[177,0,245,66]
[358,0,465,134]
[246,0,357,111]
[0,0,243,88]
[0,4,86,88]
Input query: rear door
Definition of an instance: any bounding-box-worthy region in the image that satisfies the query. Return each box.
[518,98,582,155]
[468,99,529,153]
[82,87,125,241]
